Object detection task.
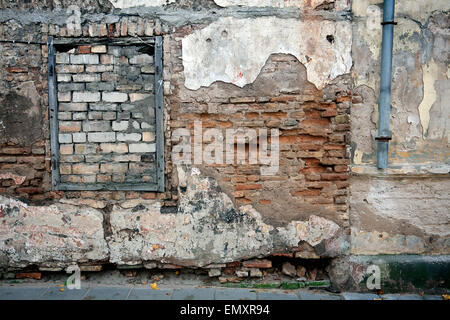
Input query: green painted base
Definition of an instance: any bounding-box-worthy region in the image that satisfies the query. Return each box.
[349,255,450,294]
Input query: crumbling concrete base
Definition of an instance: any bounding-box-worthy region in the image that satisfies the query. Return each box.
[0,166,349,272]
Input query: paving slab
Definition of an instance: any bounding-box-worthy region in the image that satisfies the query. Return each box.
[128,288,173,300]
[0,286,49,300]
[342,293,381,300]
[381,294,424,300]
[297,290,342,300]
[257,290,299,300]
[172,288,216,300]
[40,287,90,300]
[215,288,257,300]
[423,295,443,300]
[83,287,132,300]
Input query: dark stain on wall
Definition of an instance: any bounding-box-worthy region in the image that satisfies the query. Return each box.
[0,91,44,146]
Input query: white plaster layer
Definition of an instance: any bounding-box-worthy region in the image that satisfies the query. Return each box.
[418,59,438,137]
[213,0,333,9]
[182,17,352,90]
[109,0,175,8]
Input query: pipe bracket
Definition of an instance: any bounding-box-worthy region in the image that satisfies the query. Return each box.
[381,21,397,25]
[375,136,392,142]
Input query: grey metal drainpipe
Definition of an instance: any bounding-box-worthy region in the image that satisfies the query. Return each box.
[376,0,396,169]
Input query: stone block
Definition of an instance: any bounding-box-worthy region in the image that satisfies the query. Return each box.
[91,45,107,53]
[142,132,155,142]
[72,132,87,143]
[82,121,111,132]
[59,121,81,132]
[72,74,101,82]
[100,163,128,174]
[129,54,153,65]
[75,144,98,155]
[117,133,141,142]
[58,83,85,92]
[99,143,128,154]
[88,132,116,143]
[59,102,88,112]
[112,121,129,131]
[102,92,128,103]
[89,103,117,111]
[72,163,99,174]
[70,54,99,64]
[129,143,156,153]
[59,133,72,144]
[73,91,101,103]
[60,144,74,155]
[73,112,87,120]
[58,92,71,102]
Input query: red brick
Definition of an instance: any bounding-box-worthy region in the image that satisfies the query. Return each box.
[260,112,287,119]
[141,192,156,199]
[334,165,348,173]
[236,198,252,205]
[324,144,345,150]
[321,173,349,181]
[272,252,294,258]
[301,119,330,127]
[78,45,91,54]
[321,158,350,165]
[235,184,262,191]
[108,24,115,37]
[225,261,240,268]
[270,96,295,102]
[321,109,338,117]
[242,259,272,269]
[305,110,322,118]
[291,189,320,196]
[7,67,28,73]
[1,147,31,155]
[336,96,351,103]
[335,181,350,189]
[232,191,245,198]
[16,272,41,280]
[15,186,40,194]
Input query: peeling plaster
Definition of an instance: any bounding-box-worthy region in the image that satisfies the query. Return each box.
[352,0,449,24]
[109,0,176,8]
[182,17,352,91]
[213,0,332,9]
[0,195,109,269]
[0,167,348,269]
[418,59,438,137]
[0,173,26,185]
[109,166,345,266]
[353,149,364,165]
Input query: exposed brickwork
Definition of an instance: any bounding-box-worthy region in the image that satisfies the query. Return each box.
[0,17,175,202]
[0,16,351,223]
[55,44,157,187]
[163,28,351,227]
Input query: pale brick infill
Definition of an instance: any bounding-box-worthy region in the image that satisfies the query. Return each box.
[55,44,157,186]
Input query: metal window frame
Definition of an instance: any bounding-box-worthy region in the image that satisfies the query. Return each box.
[48,36,165,192]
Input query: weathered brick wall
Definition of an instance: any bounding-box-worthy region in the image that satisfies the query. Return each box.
[0,23,49,201]
[163,29,352,228]
[55,44,157,187]
[1,2,353,278]
[0,17,177,204]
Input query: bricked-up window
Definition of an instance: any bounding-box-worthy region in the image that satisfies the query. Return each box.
[48,36,164,191]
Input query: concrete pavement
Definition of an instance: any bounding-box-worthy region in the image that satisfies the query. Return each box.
[0,285,444,300]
